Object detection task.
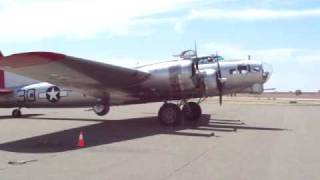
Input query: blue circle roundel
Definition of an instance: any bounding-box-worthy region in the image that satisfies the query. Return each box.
[46,86,61,103]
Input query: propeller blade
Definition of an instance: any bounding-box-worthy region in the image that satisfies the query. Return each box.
[194,41,198,58]
[215,52,223,106]
[194,41,199,70]
[215,70,223,106]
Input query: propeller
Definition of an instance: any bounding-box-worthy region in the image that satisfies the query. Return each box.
[194,41,199,70]
[215,52,224,106]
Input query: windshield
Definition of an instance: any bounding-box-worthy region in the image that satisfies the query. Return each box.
[197,55,224,65]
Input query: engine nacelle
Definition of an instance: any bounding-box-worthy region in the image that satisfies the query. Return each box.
[139,60,197,93]
[201,69,218,96]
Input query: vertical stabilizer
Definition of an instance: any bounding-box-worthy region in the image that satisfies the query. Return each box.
[0,70,4,89]
[0,51,4,88]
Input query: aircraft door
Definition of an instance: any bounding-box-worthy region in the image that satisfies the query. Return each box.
[17,90,25,102]
[26,89,36,102]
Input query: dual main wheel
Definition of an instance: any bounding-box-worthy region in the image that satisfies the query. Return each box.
[158,102,202,126]
[182,102,202,121]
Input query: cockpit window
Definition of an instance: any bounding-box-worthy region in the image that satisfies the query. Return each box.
[238,65,247,71]
[237,65,247,73]
[229,68,238,75]
[198,57,213,65]
[197,55,224,65]
[252,66,261,72]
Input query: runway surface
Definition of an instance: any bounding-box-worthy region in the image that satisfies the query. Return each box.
[0,98,319,180]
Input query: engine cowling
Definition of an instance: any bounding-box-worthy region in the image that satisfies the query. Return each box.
[201,69,218,96]
[139,60,197,93]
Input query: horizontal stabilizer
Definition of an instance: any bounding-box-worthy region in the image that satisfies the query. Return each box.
[0,88,13,94]
[264,88,276,91]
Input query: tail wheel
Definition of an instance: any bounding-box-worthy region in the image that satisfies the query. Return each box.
[93,104,109,116]
[12,109,22,118]
[182,102,202,121]
[158,103,182,126]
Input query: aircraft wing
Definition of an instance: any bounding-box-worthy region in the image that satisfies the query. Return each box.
[0,52,149,97]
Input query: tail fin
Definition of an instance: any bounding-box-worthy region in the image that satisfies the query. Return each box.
[0,70,4,88]
[0,51,4,88]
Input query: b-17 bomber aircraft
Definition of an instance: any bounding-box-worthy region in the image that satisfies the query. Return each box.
[0,49,271,126]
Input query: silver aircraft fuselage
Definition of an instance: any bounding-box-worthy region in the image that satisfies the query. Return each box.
[0,58,270,108]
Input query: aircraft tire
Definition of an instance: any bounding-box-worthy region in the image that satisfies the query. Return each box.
[93,104,110,116]
[182,102,202,121]
[158,103,182,126]
[12,109,22,118]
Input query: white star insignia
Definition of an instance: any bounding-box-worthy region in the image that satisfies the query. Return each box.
[47,88,59,101]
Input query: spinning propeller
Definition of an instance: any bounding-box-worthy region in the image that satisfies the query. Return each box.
[215,52,225,106]
[178,43,226,106]
[194,41,199,70]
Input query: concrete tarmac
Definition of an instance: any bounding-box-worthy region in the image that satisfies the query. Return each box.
[0,98,319,180]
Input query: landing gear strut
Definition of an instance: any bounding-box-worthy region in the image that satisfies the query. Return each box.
[12,108,22,118]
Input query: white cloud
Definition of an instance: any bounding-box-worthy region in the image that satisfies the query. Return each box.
[188,8,320,21]
[203,42,320,64]
[0,0,196,42]
[174,21,184,33]
[2,1,320,42]
[297,53,320,64]
[203,42,320,91]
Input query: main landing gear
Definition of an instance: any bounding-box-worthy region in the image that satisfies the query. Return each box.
[182,102,202,121]
[158,101,202,126]
[12,108,22,118]
[158,103,182,126]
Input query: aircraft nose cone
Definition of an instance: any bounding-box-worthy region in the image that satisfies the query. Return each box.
[262,62,272,82]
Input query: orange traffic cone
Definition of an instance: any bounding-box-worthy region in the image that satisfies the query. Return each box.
[77,131,85,148]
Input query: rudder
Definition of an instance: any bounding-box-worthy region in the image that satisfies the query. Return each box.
[0,51,4,88]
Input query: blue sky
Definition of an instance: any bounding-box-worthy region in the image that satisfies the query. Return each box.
[0,0,319,91]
